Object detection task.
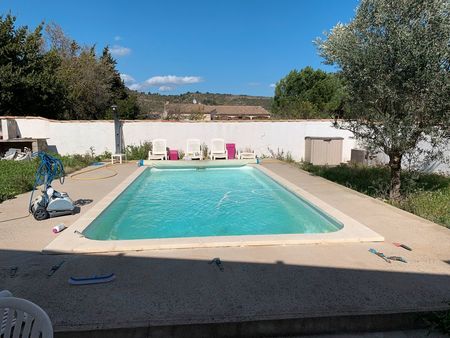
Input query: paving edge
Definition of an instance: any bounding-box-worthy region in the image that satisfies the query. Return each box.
[53,310,442,338]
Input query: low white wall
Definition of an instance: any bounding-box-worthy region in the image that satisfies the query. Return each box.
[6,117,356,162]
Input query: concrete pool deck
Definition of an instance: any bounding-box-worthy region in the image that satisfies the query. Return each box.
[43,162,383,254]
[0,161,449,337]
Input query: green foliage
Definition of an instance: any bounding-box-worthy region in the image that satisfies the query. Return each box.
[0,159,39,202]
[135,92,273,117]
[125,141,152,160]
[272,67,345,119]
[316,0,450,199]
[396,187,450,228]
[267,148,295,163]
[188,112,206,120]
[0,153,96,203]
[115,93,139,120]
[0,15,67,118]
[0,16,140,119]
[299,163,450,227]
[202,143,209,160]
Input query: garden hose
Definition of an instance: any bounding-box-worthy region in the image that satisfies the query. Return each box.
[0,213,30,223]
[70,163,118,180]
[29,152,66,213]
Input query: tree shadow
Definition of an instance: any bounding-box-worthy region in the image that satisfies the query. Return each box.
[1,248,450,337]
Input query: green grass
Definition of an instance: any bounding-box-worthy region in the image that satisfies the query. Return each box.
[298,163,450,228]
[0,153,108,203]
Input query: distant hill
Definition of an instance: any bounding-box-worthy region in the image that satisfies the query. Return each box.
[132,91,273,117]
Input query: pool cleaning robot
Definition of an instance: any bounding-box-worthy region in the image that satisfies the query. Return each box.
[29,152,76,220]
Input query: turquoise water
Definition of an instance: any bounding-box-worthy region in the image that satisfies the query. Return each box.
[83,167,342,240]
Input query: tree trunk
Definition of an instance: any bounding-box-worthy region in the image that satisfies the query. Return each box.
[388,153,402,201]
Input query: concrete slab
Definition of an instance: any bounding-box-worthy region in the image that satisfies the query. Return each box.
[0,161,449,337]
[43,164,383,254]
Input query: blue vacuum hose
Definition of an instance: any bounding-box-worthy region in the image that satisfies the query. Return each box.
[29,152,65,212]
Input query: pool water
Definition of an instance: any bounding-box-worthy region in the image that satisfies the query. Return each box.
[83,167,343,240]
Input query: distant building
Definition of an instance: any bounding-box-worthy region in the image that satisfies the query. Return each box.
[163,103,271,120]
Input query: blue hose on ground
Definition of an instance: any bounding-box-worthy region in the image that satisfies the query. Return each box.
[28,152,66,213]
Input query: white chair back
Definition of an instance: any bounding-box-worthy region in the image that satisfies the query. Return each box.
[1,297,53,338]
[211,138,226,154]
[186,139,201,155]
[152,139,167,155]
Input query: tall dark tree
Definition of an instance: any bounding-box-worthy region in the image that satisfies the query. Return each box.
[0,15,66,118]
[272,67,345,119]
[101,47,139,119]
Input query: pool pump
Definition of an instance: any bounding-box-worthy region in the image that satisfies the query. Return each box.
[29,152,76,221]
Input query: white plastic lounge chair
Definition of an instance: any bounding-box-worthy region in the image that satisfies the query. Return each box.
[1,149,20,161]
[1,296,53,338]
[238,150,256,160]
[186,139,203,160]
[148,139,167,160]
[210,138,228,160]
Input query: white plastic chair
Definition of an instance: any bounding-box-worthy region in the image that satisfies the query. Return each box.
[1,296,53,338]
[1,149,19,161]
[238,150,256,160]
[148,139,167,160]
[209,138,228,160]
[186,139,202,160]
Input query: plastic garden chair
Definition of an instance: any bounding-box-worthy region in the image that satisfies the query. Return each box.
[209,138,228,160]
[148,139,167,160]
[186,139,202,160]
[1,296,53,338]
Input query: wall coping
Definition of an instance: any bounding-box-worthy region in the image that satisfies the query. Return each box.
[0,116,337,124]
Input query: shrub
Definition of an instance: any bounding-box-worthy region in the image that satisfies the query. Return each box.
[125,141,152,160]
[202,143,209,160]
[298,162,450,228]
[0,153,95,203]
[267,148,294,163]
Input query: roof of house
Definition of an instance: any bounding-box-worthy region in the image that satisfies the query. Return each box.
[164,104,215,114]
[164,103,270,116]
[212,105,270,116]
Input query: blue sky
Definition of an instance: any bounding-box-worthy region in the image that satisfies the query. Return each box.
[0,0,359,96]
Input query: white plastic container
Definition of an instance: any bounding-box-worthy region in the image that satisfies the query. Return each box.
[52,224,66,233]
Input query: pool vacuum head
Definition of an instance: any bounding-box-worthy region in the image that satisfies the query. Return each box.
[29,152,76,221]
[30,186,75,221]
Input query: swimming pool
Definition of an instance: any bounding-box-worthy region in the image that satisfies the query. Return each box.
[83,166,342,240]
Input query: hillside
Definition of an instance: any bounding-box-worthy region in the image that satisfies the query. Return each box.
[133,91,273,116]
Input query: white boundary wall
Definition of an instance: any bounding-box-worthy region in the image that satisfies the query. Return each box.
[2,117,356,161]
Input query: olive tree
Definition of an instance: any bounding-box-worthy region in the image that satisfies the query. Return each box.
[316,0,449,200]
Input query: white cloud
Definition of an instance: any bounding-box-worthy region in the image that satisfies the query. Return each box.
[110,45,131,57]
[121,74,203,92]
[114,35,122,41]
[269,83,276,88]
[145,75,203,86]
[120,73,135,84]
[159,86,174,91]
[128,83,144,91]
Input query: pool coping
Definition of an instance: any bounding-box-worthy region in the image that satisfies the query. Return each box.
[43,163,383,254]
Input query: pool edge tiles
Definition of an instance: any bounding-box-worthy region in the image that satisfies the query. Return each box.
[43,164,384,254]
